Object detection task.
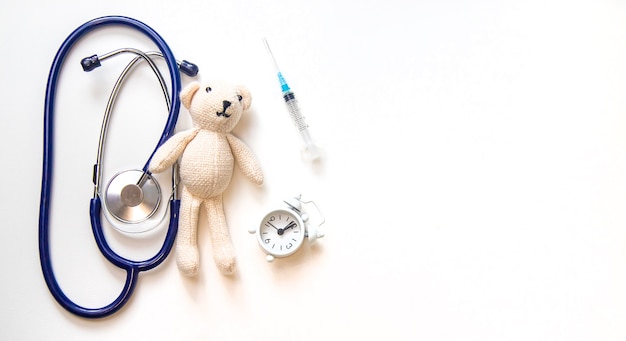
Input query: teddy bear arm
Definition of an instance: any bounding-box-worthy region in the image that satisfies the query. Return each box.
[149,129,200,173]
[226,134,263,186]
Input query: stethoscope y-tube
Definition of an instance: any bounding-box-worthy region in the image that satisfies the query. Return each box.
[39,16,195,319]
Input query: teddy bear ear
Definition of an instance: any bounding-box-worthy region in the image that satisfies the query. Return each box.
[238,85,252,110]
[180,82,200,109]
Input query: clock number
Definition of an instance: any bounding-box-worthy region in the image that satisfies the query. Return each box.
[269,216,275,222]
[264,238,270,244]
[286,243,293,249]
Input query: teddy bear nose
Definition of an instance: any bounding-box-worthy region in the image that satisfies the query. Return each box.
[222,100,231,111]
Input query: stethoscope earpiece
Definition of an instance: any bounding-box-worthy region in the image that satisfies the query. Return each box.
[179,60,199,77]
[80,54,101,72]
[81,52,199,77]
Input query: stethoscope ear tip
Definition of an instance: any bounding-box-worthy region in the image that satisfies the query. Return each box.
[81,54,101,72]
[179,60,199,77]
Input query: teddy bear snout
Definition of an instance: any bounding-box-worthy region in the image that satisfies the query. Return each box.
[216,100,232,118]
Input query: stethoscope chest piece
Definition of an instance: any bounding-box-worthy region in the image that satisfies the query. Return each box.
[104,169,161,225]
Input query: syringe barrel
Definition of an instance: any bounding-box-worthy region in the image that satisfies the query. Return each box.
[283,91,309,133]
[282,91,320,161]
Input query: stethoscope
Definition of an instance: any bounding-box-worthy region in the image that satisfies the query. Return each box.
[38,16,198,318]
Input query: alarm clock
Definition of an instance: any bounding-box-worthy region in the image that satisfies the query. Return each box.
[250,195,324,262]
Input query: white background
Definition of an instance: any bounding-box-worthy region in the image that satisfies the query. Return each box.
[1,0,626,340]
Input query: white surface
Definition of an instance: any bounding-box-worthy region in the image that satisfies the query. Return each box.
[2,0,626,340]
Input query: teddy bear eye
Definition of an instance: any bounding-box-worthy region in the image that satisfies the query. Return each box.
[205,87,212,93]
[237,95,243,101]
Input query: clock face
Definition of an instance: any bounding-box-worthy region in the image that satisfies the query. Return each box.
[258,209,305,257]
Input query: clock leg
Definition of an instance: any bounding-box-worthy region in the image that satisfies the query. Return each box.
[176,186,201,276]
[205,194,237,275]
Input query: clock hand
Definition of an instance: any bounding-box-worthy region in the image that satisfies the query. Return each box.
[284,221,297,230]
[271,222,296,236]
[268,221,286,235]
[276,221,296,236]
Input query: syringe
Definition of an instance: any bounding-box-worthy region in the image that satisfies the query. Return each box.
[263,38,321,161]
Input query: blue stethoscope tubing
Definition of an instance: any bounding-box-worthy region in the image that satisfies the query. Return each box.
[39,16,182,318]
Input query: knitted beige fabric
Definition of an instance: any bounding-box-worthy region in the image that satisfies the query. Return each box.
[149,80,263,276]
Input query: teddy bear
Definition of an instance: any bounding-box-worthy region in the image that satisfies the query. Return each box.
[149,80,263,276]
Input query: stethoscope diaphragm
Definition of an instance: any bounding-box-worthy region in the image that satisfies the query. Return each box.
[104,169,161,225]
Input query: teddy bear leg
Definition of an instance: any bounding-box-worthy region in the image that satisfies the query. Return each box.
[204,195,237,274]
[176,186,201,276]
